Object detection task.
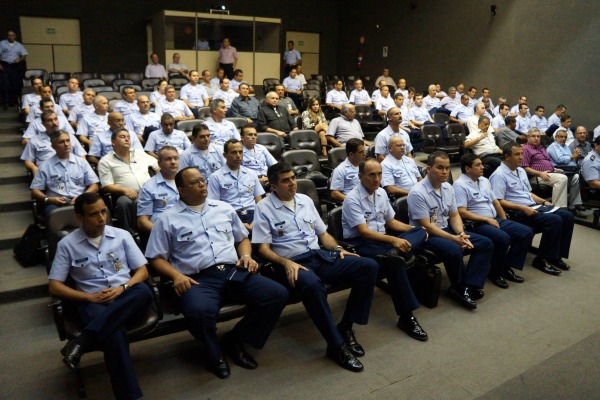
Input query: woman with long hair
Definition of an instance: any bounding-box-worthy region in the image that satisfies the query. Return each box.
[301,97,329,156]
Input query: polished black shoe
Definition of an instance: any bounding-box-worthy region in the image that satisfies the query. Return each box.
[504,268,524,283]
[490,276,509,289]
[551,258,571,271]
[208,357,231,379]
[576,204,587,211]
[221,334,258,369]
[62,340,84,370]
[337,324,364,357]
[469,287,485,300]
[326,343,363,372]
[397,315,428,341]
[569,208,587,218]
[532,257,561,276]
[446,286,477,310]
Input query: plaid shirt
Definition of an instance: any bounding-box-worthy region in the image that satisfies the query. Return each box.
[522,143,554,172]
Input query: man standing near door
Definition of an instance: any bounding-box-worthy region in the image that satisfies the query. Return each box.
[0,30,28,108]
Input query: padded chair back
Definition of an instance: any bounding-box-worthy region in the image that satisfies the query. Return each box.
[25,69,49,83]
[112,78,134,91]
[176,120,201,135]
[83,78,106,88]
[119,84,142,93]
[225,117,249,133]
[50,72,70,81]
[305,83,321,91]
[354,104,373,121]
[55,85,69,98]
[307,79,321,86]
[311,74,324,84]
[72,72,96,82]
[169,77,189,88]
[123,72,144,85]
[97,91,122,101]
[282,149,322,173]
[328,147,347,169]
[262,78,280,93]
[90,85,113,93]
[197,106,211,120]
[447,122,465,136]
[433,113,450,124]
[392,196,410,223]
[327,74,339,82]
[420,124,443,154]
[100,73,119,85]
[326,206,344,241]
[296,179,320,211]
[302,89,321,100]
[289,130,320,154]
[108,99,120,112]
[366,145,376,158]
[256,132,283,159]
[142,78,160,90]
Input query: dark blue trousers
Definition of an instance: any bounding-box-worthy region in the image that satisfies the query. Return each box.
[180,264,288,366]
[423,228,493,289]
[288,249,379,347]
[511,208,574,261]
[1,61,21,106]
[236,209,254,225]
[77,283,153,400]
[471,219,534,277]
[347,227,426,315]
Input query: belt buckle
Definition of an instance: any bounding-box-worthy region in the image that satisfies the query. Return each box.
[216,264,225,271]
[239,209,248,216]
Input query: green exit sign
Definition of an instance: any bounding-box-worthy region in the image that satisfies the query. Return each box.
[46,28,56,35]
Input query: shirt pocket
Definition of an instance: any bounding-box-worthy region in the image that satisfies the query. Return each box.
[300,215,317,233]
[207,223,233,244]
[70,257,98,282]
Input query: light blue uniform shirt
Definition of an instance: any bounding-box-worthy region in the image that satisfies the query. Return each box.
[342,184,394,239]
[23,115,75,139]
[326,116,364,144]
[68,103,94,124]
[22,93,56,110]
[491,115,506,130]
[144,129,191,155]
[155,99,193,118]
[581,150,600,191]
[547,113,561,127]
[423,95,440,111]
[407,177,457,228]
[30,153,98,198]
[450,104,473,122]
[200,82,217,98]
[179,143,225,180]
[125,111,161,136]
[113,100,139,116]
[381,153,420,191]
[242,144,276,176]
[0,40,28,62]
[326,89,349,107]
[511,105,530,118]
[349,89,371,105]
[49,226,147,293]
[204,118,241,145]
[530,115,548,131]
[76,112,109,138]
[453,174,497,218]
[374,125,413,156]
[375,95,395,112]
[145,199,246,274]
[282,77,303,92]
[252,193,326,259]
[89,129,142,158]
[407,105,430,122]
[330,158,359,195]
[137,173,179,222]
[207,164,265,211]
[283,49,302,65]
[180,83,209,107]
[489,163,535,206]
[212,89,238,108]
[59,92,83,111]
[547,142,576,167]
[26,104,66,124]
[21,132,86,165]
[515,115,531,132]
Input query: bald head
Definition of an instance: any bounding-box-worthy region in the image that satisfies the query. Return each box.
[93,95,109,114]
[108,111,125,131]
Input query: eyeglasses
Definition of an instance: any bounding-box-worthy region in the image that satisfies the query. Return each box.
[188,178,207,186]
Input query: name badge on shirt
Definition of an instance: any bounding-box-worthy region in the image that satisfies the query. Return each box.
[429,207,438,224]
[248,186,253,193]
[75,257,88,264]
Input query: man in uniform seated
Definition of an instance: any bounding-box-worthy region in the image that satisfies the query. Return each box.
[240,125,276,188]
[113,86,140,117]
[68,88,96,131]
[330,138,365,203]
[155,85,194,122]
[326,79,349,111]
[464,116,503,174]
[125,95,161,144]
[342,158,429,341]
[180,70,210,119]
[179,122,225,182]
[326,104,370,148]
[253,162,379,372]
[146,167,288,379]
[30,130,99,217]
[76,95,109,148]
[490,142,575,276]
[408,151,493,310]
[49,192,154,399]
[144,113,191,158]
[88,111,143,166]
[374,107,412,161]
[381,136,421,197]
[581,136,600,200]
[204,99,241,145]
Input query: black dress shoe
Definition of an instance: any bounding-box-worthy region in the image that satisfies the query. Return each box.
[208,357,230,379]
[569,208,587,218]
[336,324,364,357]
[62,340,84,370]
[551,259,571,271]
[326,343,363,372]
[490,276,509,289]
[504,268,524,283]
[576,204,587,211]
[532,257,561,276]
[397,315,428,341]
[469,287,485,300]
[221,334,258,369]
[446,286,477,310]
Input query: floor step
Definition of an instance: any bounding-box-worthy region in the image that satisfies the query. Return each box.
[0,162,29,185]
[0,249,48,303]
[0,146,22,164]
[0,210,33,250]
[0,183,31,212]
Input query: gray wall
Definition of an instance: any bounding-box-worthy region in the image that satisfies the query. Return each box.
[337,0,600,129]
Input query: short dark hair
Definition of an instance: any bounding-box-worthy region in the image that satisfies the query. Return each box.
[500,104,510,111]
[122,85,135,94]
[191,123,210,138]
[175,166,197,189]
[560,114,571,122]
[267,162,294,186]
[502,141,520,158]
[427,151,449,167]
[223,138,241,153]
[158,145,179,160]
[519,103,528,110]
[41,110,56,123]
[535,105,545,112]
[74,192,103,215]
[39,98,53,108]
[111,127,129,141]
[478,116,490,125]
[161,113,174,123]
[233,69,243,76]
[209,99,224,111]
[505,115,516,125]
[460,153,480,173]
[555,104,566,111]
[49,129,69,143]
[345,138,364,155]
[594,136,600,146]
[241,124,256,136]
[358,158,378,174]
[30,76,43,85]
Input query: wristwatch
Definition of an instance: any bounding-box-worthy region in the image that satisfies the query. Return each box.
[43,197,49,204]
[121,283,129,291]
